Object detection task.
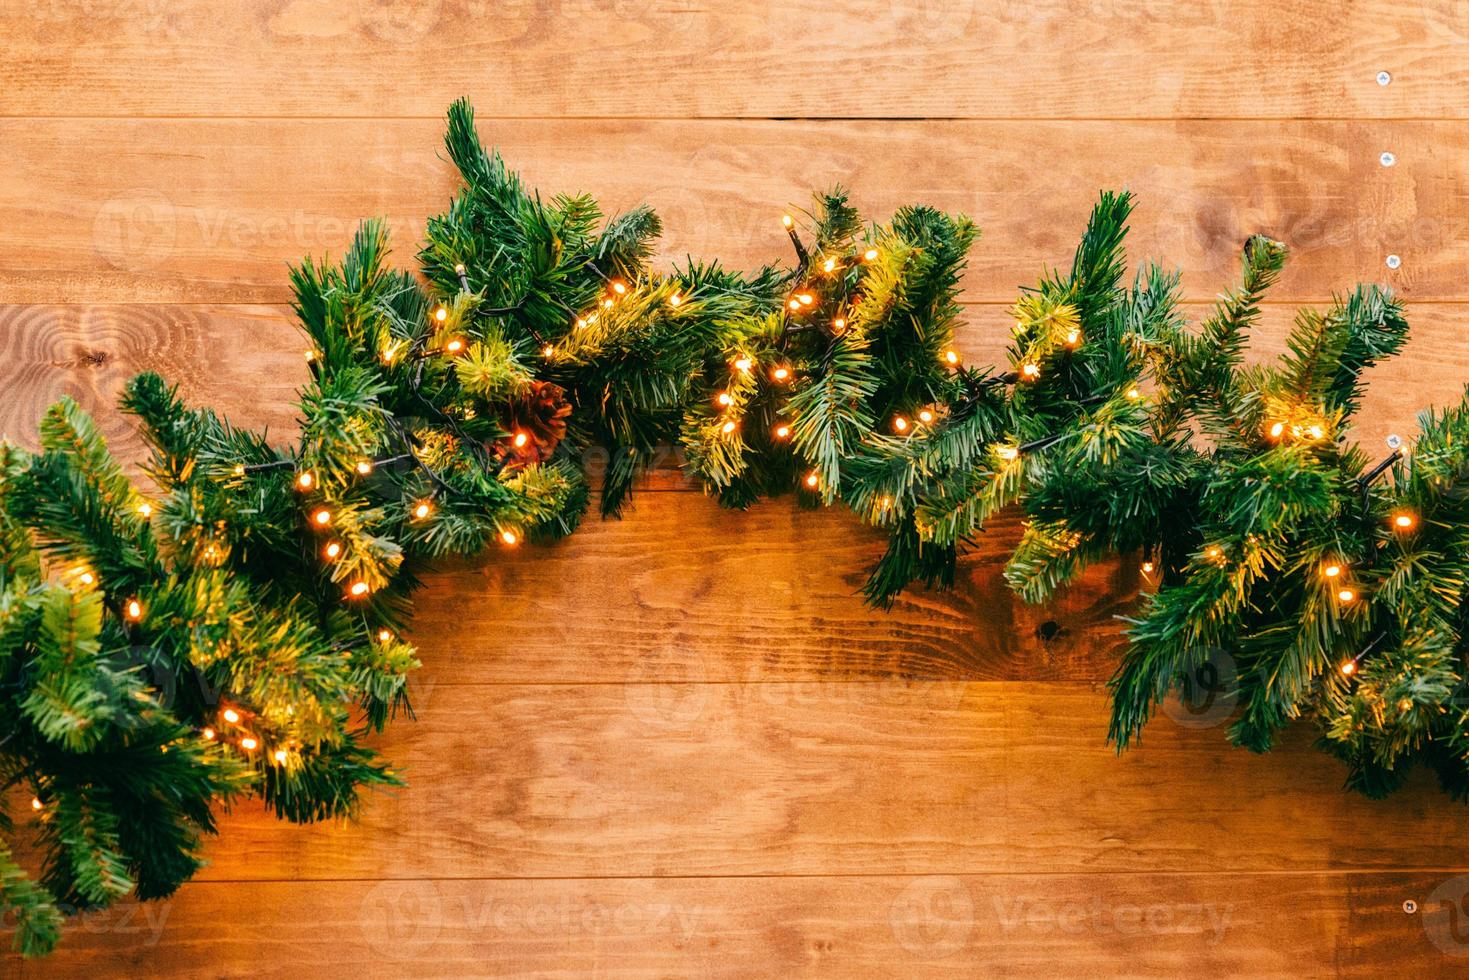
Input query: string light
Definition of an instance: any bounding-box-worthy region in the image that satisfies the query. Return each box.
[893,416,909,433]
[304,350,316,363]
[669,293,683,307]
[75,568,95,586]
[1065,329,1081,347]
[377,629,392,643]
[349,581,370,597]
[31,797,43,811]
[381,342,402,365]
[782,215,793,228]
[833,317,846,331]
[313,509,332,526]
[772,367,791,382]
[1021,363,1041,379]
[1337,588,1357,603]
[721,421,737,435]
[1126,387,1141,400]
[512,432,529,449]
[823,258,836,273]
[796,293,814,306]
[788,299,801,310]
[500,529,520,546]
[1204,545,1224,563]
[805,471,820,489]
[576,317,588,329]
[543,345,556,357]
[863,248,879,261]
[125,599,143,621]
[1141,561,1155,574]
[296,471,315,490]
[918,409,934,424]
[324,541,342,560]
[454,263,466,275]
[1322,563,1343,579]
[201,727,216,741]
[413,500,432,520]
[233,464,246,476]
[602,299,614,309]
[1268,422,1285,440]
[611,281,628,295]
[734,356,753,372]
[222,708,241,724]
[434,305,449,322]
[774,424,791,440]
[996,445,1019,461]
[1340,659,1358,676]
[445,339,465,354]
[274,749,289,764]
[1392,511,1417,531]
[137,502,153,517]
[1307,425,1324,440]
[944,349,960,366]
[716,392,732,407]
[239,736,258,751]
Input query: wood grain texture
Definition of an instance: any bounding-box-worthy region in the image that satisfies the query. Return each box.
[0,119,1454,305]
[3,1,1467,120]
[7,1,1469,973]
[157,683,1469,882]
[12,873,1453,978]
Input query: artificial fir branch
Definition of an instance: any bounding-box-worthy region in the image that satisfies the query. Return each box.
[6,99,1469,959]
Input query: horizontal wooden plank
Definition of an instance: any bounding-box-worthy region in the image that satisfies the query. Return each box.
[414,498,1131,685]
[158,683,1469,881]
[6,300,1464,466]
[11,872,1453,978]
[0,119,1451,305]
[3,1,1466,120]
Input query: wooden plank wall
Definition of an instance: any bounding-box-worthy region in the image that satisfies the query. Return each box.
[5,1,1469,975]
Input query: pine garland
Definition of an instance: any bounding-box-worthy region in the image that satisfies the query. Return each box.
[4,99,1467,955]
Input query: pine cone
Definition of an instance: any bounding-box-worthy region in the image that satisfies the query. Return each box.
[497,381,571,468]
